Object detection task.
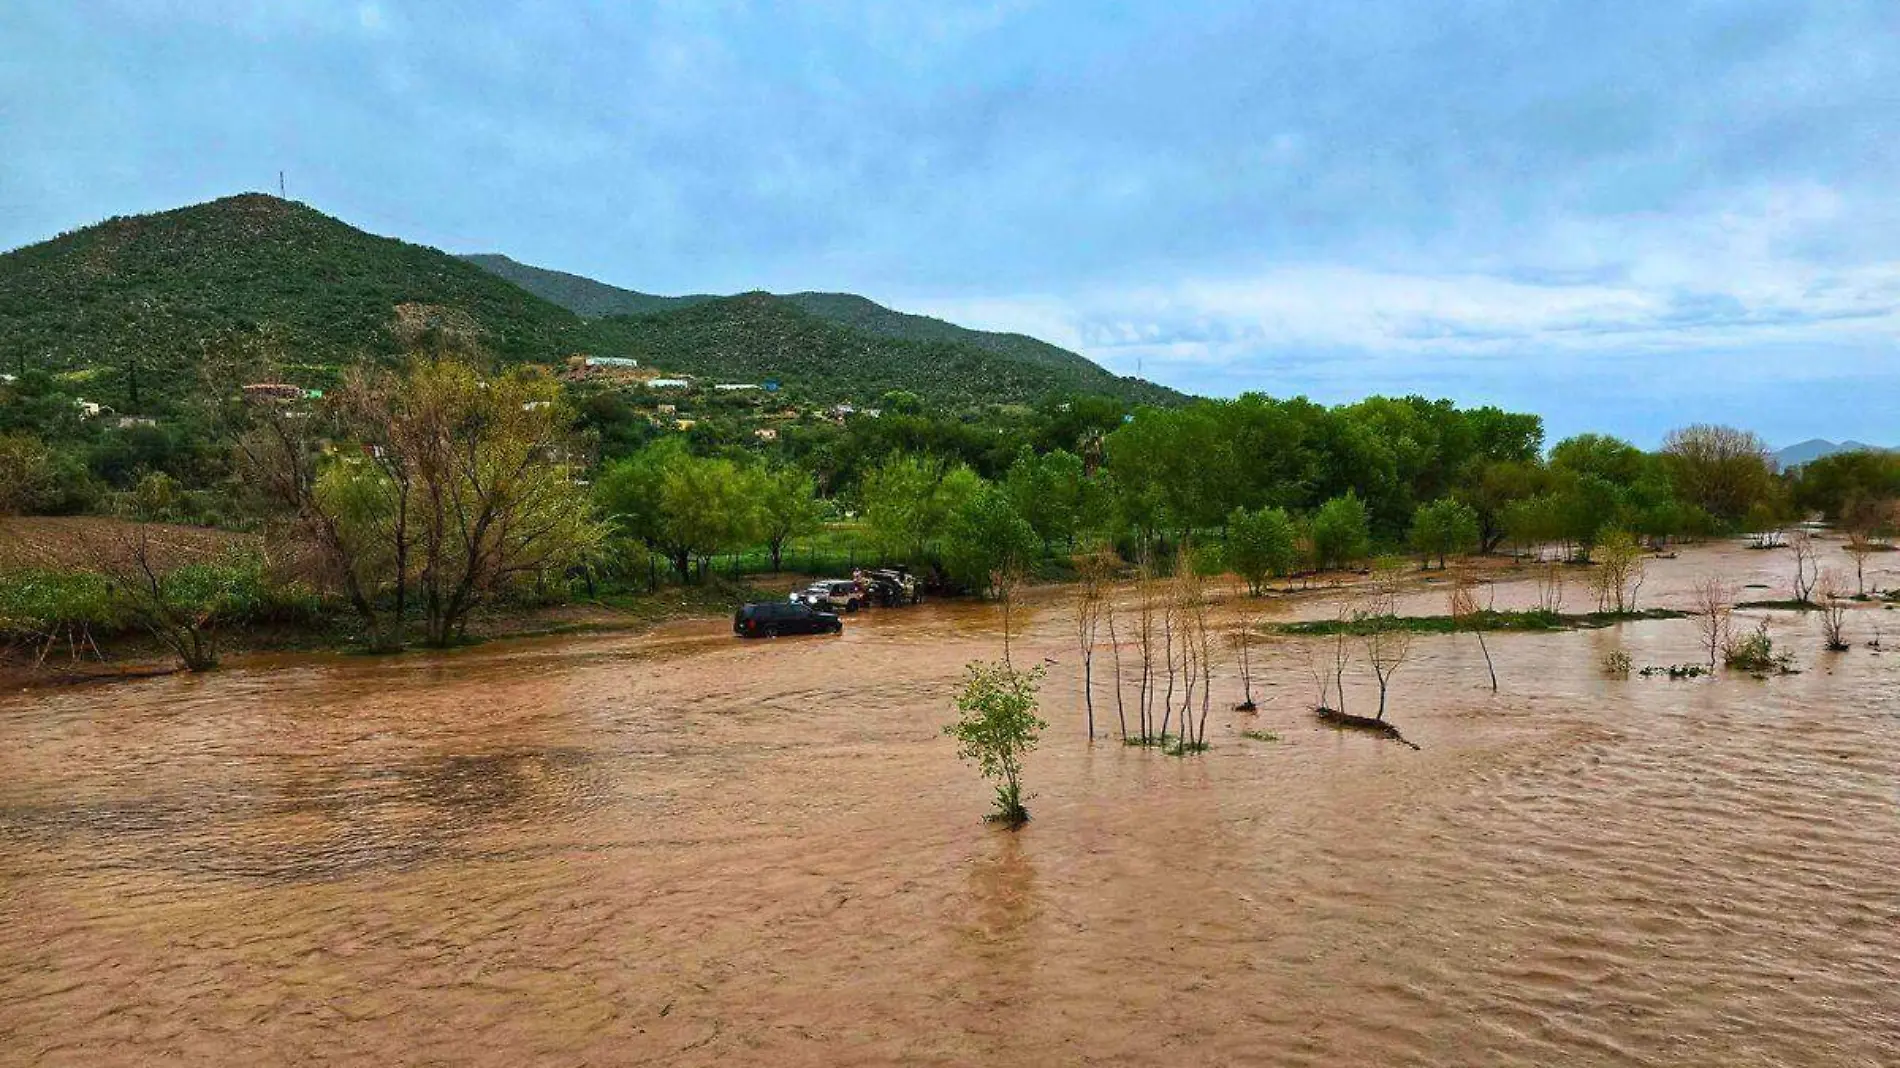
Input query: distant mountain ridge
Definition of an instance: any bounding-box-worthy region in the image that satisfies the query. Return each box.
[458,253,717,318]
[1773,439,1891,469]
[0,194,1181,411]
[460,252,1109,379]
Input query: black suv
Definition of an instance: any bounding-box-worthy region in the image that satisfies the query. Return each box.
[734,600,843,638]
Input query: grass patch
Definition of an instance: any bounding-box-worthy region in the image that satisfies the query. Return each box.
[1735,599,1815,611]
[1164,740,1210,756]
[1639,663,1708,679]
[1241,729,1280,743]
[1275,607,1687,636]
[1123,734,1178,749]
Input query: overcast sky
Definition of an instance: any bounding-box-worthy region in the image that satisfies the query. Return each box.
[4,1,1897,446]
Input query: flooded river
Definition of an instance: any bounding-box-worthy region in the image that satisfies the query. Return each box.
[3,543,1897,1065]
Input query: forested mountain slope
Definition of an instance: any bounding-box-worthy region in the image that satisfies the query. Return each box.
[0,195,1180,411]
[460,253,1156,394]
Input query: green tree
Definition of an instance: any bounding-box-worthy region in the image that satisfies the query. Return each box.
[1225,505,1299,594]
[1661,423,1776,525]
[754,463,824,572]
[879,389,924,416]
[944,659,1047,826]
[1792,449,1900,523]
[1456,459,1545,554]
[859,452,983,568]
[1408,497,1479,569]
[595,437,757,582]
[1501,493,1562,554]
[1005,446,1086,552]
[248,356,602,650]
[1550,433,1647,485]
[942,484,1039,595]
[1310,492,1372,571]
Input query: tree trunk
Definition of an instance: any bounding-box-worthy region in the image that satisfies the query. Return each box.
[1475,630,1497,692]
[1082,650,1094,740]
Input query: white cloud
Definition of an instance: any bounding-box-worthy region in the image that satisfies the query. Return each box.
[905,186,1900,386]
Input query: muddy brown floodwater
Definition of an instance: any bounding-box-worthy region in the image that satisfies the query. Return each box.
[3,542,1897,1066]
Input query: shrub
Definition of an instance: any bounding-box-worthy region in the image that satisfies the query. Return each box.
[109,552,267,671]
[1639,663,1708,679]
[1602,650,1632,677]
[1723,620,1795,675]
[944,659,1047,826]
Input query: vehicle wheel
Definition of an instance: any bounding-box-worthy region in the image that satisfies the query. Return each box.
[847,601,859,613]
[764,624,779,638]
[832,622,844,634]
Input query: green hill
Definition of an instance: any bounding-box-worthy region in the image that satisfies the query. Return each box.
[0,194,1182,412]
[0,195,589,408]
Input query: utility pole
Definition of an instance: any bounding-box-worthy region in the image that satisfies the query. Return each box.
[279,170,286,199]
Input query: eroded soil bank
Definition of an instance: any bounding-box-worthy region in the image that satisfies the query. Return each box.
[1,541,1896,1066]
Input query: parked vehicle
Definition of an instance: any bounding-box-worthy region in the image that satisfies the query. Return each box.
[860,567,922,606]
[792,579,864,612]
[735,601,842,638]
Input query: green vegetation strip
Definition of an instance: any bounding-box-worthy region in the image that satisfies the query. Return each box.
[1275,607,1688,636]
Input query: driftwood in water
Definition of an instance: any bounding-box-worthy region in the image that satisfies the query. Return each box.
[1315,706,1420,750]
[1233,700,1257,712]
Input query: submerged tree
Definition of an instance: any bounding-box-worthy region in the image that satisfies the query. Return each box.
[992,558,1026,666]
[1104,584,1129,743]
[1359,565,1413,721]
[1306,598,1355,715]
[1166,543,1215,753]
[1787,529,1820,604]
[1229,574,1264,711]
[1072,549,1114,739]
[1590,530,1646,613]
[945,659,1048,827]
[1689,574,1737,672]
[1447,565,1497,692]
[1843,531,1875,598]
[1818,569,1851,652]
[1133,542,1160,743]
[1533,558,1566,613]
